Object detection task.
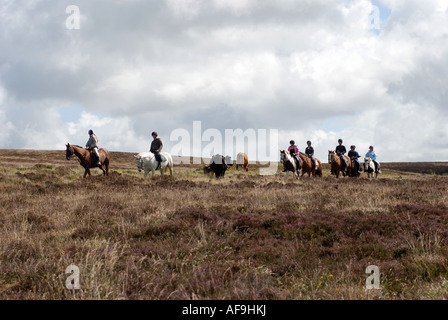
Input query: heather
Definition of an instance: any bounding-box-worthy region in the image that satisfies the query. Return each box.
[0,149,447,299]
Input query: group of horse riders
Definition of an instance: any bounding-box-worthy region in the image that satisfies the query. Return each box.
[85,129,164,169]
[85,129,379,175]
[283,140,317,173]
[283,138,380,175]
[334,139,380,174]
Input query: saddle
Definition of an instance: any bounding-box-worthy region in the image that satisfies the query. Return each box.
[293,156,300,170]
[337,153,348,165]
[374,161,381,173]
[89,149,101,164]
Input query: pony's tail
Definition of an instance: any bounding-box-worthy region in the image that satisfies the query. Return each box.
[164,159,172,173]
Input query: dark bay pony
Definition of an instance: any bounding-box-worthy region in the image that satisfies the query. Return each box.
[328,150,351,178]
[66,143,111,178]
[298,152,323,177]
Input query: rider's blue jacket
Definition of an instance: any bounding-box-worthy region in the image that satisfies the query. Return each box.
[365,150,377,161]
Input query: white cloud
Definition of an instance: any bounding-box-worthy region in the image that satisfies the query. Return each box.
[0,0,447,161]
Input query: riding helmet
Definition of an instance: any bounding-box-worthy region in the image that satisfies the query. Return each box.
[152,131,158,137]
[338,139,343,143]
[290,140,295,145]
[351,145,356,149]
[307,141,311,144]
[88,129,93,135]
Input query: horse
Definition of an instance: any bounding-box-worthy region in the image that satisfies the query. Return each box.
[134,152,173,178]
[65,143,111,178]
[298,152,323,177]
[364,157,380,178]
[328,150,351,178]
[280,150,300,179]
[236,152,249,172]
[349,157,361,177]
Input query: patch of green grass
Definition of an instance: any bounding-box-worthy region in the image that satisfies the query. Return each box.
[33,163,54,170]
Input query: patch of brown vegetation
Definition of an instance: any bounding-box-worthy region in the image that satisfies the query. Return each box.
[0,149,448,299]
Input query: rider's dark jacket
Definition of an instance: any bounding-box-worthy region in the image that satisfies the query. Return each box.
[305,146,314,157]
[150,138,163,153]
[336,145,346,155]
[348,150,360,160]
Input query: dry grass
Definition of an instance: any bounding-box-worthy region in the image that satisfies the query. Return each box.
[0,149,448,299]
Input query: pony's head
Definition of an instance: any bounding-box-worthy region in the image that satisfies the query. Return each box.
[65,143,74,160]
[328,150,335,163]
[134,155,144,172]
[364,157,373,171]
[280,150,289,163]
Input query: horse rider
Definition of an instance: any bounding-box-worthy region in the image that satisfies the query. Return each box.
[150,131,163,169]
[305,140,316,172]
[365,146,380,173]
[335,139,347,173]
[86,129,101,166]
[283,140,300,172]
[348,145,362,172]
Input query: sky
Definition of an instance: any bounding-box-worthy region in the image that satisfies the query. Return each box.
[0,0,448,162]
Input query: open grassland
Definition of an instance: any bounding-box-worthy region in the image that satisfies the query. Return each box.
[1,149,448,299]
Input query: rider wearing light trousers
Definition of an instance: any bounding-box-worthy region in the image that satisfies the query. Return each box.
[86,129,101,166]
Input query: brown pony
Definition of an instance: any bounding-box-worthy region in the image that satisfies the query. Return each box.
[328,150,351,178]
[66,143,111,178]
[298,152,323,177]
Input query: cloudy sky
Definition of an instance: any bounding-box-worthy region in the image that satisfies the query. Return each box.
[0,0,447,162]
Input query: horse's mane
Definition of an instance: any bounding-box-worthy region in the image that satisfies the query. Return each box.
[138,152,154,159]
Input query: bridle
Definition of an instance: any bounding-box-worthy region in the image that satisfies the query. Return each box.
[136,157,144,172]
[66,146,74,160]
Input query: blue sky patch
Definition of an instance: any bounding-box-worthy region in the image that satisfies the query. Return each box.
[59,103,83,123]
[370,0,392,34]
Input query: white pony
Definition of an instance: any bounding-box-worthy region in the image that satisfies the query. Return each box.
[364,157,380,178]
[280,150,300,179]
[134,152,173,178]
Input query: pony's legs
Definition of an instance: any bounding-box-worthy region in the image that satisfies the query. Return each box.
[103,159,109,176]
[84,168,91,178]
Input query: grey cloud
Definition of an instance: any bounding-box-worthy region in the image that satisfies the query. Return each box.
[1,0,447,161]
